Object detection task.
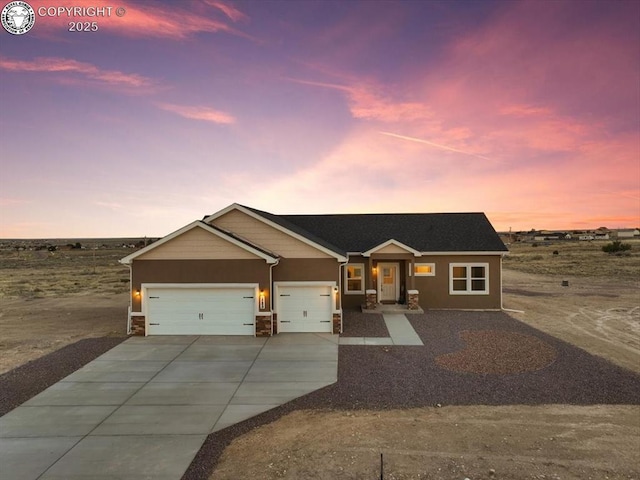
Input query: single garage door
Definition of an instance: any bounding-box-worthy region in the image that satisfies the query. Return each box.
[277,285,333,333]
[146,286,256,335]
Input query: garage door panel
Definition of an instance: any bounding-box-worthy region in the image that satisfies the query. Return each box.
[146,286,255,335]
[278,285,333,333]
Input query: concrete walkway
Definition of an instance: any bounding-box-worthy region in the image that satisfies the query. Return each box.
[0,333,338,480]
[339,313,424,346]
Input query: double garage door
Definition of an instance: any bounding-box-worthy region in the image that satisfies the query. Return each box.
[145,286,256,336]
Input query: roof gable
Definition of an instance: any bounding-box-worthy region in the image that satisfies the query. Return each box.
[362,239,422,257]
[119,221,279,264]
[204,204,347,261]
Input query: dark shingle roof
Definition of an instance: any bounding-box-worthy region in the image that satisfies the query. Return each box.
[239,205,507,254]
[281,213,507,253]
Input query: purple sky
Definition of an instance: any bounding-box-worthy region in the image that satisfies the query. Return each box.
[1,0,639,238]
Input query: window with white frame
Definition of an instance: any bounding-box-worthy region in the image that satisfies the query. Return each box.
[412,263,435,276]
[449,263,489,294]
[345,264,364,294]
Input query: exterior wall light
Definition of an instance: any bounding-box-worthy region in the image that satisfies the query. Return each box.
[134,289,141,297]
[259,289,266,310]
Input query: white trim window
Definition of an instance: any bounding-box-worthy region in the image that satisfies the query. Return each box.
[345,263,364,294]
[413,263,435,276]
[449,263,489,295]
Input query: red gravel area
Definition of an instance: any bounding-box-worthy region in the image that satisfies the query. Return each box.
[340,309,389,337]
[436,330,557,374]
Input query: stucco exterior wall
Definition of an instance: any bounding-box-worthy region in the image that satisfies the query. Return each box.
[130,259,270,311]
[341,254,502,310]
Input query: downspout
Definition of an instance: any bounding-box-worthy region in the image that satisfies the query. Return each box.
[338,253,348,312]
[269,258,280,335]
[121,260,132,335]
[500,253,524,314]
[338,256,349,323]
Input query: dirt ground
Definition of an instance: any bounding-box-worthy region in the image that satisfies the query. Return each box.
[213,406,640,480]
[0,294,127,374]
[1,241,638,479]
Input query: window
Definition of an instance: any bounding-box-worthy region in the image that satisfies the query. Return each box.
[345,264,364,294]
[413,263,435,276]
[449,263,489,295]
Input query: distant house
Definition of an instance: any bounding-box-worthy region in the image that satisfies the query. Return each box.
[578,235,595,241]
[615,229,640,238]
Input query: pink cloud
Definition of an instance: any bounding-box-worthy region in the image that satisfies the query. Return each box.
[204,0,249,23]
[287,77,431,122]
[0,56,153,89]
[157,103,236,125]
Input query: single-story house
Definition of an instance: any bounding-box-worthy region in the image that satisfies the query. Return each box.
[120,203,508,336]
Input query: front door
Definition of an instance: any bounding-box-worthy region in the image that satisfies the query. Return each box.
[378,263,399,303]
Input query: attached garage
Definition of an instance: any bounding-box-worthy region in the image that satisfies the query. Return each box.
[144,284,257,336]
[276,283,334,333]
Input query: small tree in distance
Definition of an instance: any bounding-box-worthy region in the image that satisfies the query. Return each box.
[602,240,632,254]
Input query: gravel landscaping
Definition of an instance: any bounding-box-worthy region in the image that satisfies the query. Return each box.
[339,309,389,337]
[0,336,127,416]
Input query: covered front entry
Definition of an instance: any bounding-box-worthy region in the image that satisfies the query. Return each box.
[276,282,334,333]
[144,284,257,335]
[377,262,400,303]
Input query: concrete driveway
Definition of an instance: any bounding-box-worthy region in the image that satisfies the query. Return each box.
[0,333,338,480]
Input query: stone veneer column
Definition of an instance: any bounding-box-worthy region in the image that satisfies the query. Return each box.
[332,312,342,334]
[407,290,420,310]
[365,289,377,310]
[255,314,272,336]
[130,315,145,336]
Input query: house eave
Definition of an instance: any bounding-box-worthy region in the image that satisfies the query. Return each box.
[119,220,280,265]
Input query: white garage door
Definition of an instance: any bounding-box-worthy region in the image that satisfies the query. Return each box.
[145,286,255,335]
[277,285,333,333]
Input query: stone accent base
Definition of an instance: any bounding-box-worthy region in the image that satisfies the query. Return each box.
[272,314,278,334]
[255,314,272,337]
[131,315,145,336]
[407,290,420,310]
[365,289,377,310]
[332,312,342,334]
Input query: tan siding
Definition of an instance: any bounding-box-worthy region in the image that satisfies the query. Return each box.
[212,209,331,258]
[137,227,259,260]
[374,243,412,254]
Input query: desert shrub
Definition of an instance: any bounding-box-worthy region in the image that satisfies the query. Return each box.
[602,241,632,254]
[553,250,559,255]
[532,243,538,247]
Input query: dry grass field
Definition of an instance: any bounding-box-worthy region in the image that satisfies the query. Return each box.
[1,237,638,479]
[0,242,131,373]
[502,238,640,279]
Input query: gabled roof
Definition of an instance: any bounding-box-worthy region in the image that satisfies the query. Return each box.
[281,212,508,253]
[119,221,279,265]
[362,239,422,257]
[204,203,348,260]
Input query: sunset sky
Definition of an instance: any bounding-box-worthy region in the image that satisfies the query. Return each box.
[1,0,638,238]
